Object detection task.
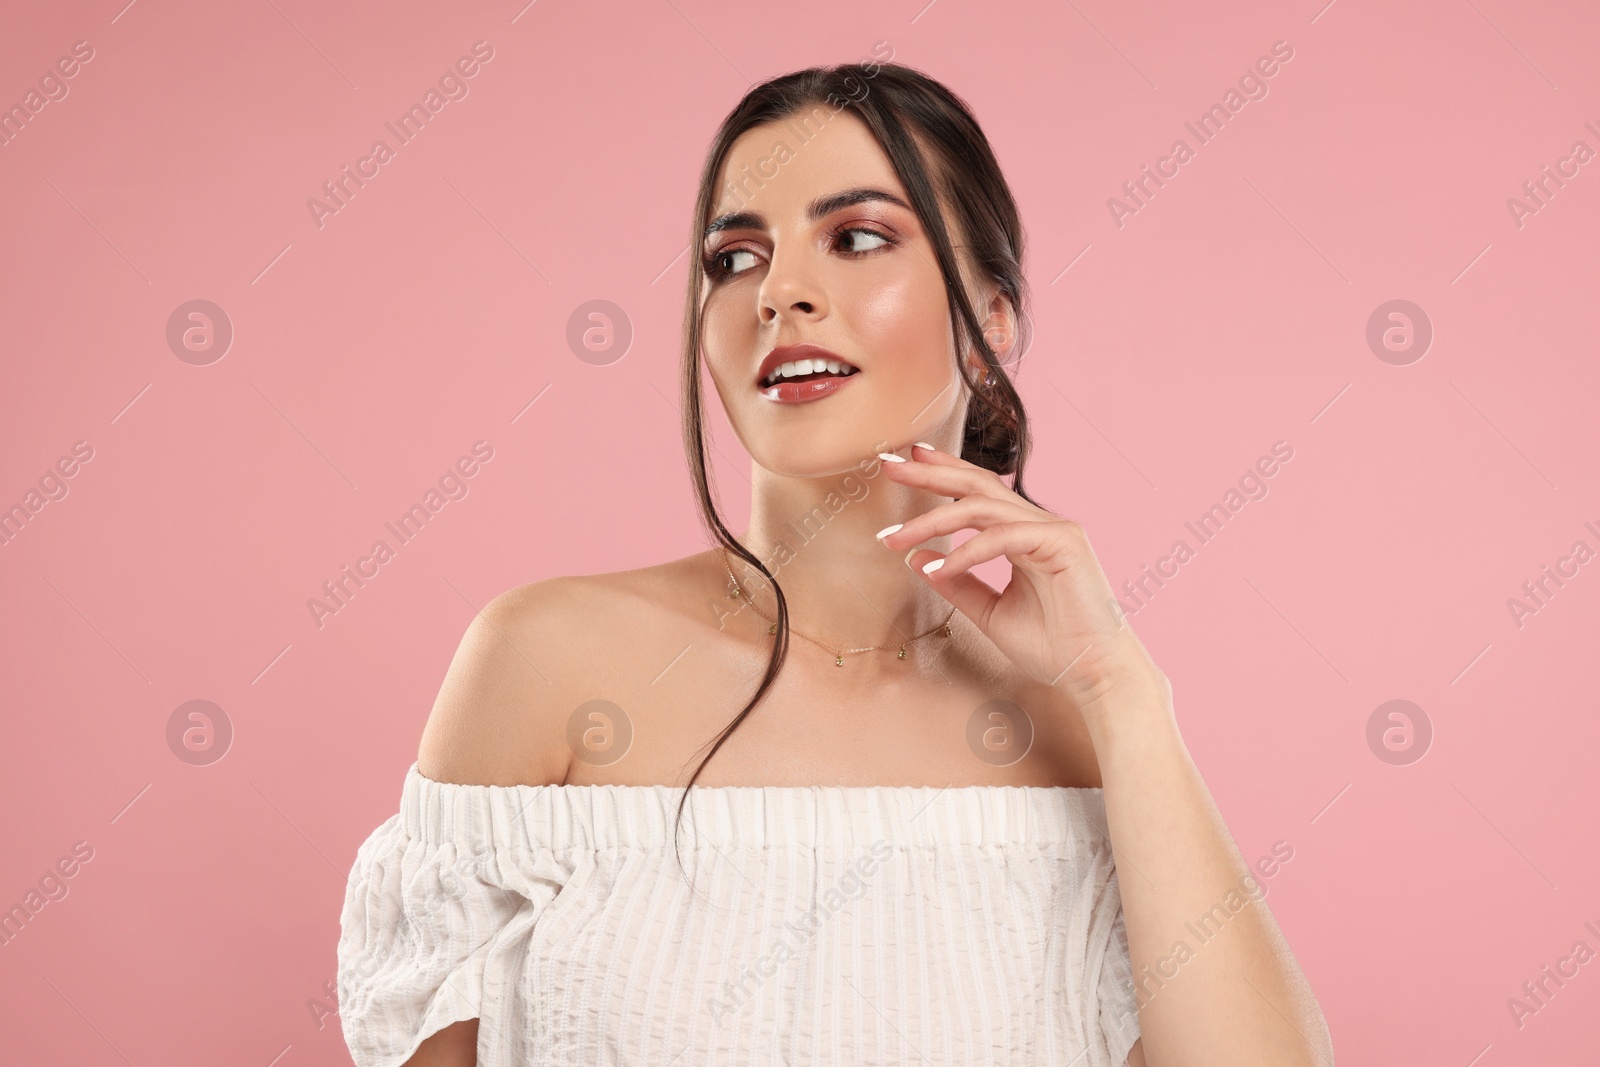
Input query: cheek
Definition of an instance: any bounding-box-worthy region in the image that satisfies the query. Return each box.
[849,278,951,381]
[700,297,756,389]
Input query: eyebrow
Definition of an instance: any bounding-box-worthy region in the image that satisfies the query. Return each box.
[703,187,913,241]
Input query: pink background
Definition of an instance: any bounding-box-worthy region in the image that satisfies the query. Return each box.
[2,0,1597,1060]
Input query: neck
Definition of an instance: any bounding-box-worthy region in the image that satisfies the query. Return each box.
[727,456,955,654]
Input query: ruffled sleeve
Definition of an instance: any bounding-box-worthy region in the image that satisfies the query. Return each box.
[1068,792,1142,1067]
[1095,904,1142,1065]
[335,764,574,1067]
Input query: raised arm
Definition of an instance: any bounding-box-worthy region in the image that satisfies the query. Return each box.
[871,443,1333,1065]
[1067,636,1334,1067]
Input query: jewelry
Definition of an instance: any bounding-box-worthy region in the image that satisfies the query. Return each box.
[719,545,956,666]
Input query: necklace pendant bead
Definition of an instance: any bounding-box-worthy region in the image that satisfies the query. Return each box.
[944,623,952,637]
[897,646,907,659]
[834,654,844,666]
[767,623,776,635]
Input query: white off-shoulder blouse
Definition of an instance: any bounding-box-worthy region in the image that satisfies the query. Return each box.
[336,762,1142,1066]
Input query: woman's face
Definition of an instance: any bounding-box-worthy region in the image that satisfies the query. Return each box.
[697,109,1009,478]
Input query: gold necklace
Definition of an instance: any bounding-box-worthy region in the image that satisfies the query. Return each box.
[719,545,957,666]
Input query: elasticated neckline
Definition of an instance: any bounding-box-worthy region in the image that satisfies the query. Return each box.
[400,762,1110,852]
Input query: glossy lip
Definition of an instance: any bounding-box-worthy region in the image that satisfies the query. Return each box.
[754,343,858,388]
[758,372,861,405]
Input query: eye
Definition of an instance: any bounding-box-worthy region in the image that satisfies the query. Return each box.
[701,226,898,283]
[702,247,758,280]
[836,226,894,255]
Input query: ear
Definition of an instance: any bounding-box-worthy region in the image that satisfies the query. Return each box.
[967,286,1018,372]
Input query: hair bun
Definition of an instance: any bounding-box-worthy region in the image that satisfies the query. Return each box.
[961,368,1024,475]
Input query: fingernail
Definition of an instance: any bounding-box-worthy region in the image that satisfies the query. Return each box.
[903,548,918,568]
[875,523,903,540]
[877,451,906,463]
[921,558,945,574]
[913,442,936,452]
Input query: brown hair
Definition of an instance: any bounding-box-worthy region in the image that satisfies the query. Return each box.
[671,59,1042,888]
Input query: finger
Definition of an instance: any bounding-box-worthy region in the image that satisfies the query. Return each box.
[876,448,1016,503]
[915,521,1060,583]
[903,546,1003,631]
[907,441,985,471]
[876,496,1046,550]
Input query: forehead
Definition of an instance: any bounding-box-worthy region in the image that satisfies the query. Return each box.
[710,109,905,218]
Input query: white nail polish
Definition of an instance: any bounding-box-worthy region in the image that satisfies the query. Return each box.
[875,523,903,540]
[921,558,944,574]
[913,441,936,451]
[877,451,905,463]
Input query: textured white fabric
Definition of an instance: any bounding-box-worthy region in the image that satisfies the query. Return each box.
[337,762,1142,1067]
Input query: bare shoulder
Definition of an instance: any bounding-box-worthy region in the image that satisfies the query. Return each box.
[416,575,594,787]
[416,552,724,787]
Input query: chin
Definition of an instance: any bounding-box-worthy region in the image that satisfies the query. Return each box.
[753,452,869,480]
[748,433,887,480]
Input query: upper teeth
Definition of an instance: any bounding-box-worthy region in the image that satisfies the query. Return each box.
[761,358,858,386]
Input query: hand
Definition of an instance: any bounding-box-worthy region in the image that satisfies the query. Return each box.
[876,443,1166,716]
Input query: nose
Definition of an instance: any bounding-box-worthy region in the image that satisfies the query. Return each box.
[759,246,826,324]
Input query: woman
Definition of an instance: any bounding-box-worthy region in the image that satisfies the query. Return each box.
[337,61,1333,1066]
